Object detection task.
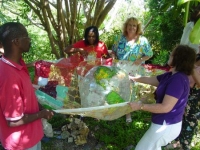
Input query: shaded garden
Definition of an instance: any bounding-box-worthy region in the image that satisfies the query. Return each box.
[1,0,200,149]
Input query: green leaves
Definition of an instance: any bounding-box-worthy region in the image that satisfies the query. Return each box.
[151,50,169,66]
[178,0,200,5]
[189,19,200,44]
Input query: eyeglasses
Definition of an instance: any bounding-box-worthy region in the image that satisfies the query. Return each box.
[12,37,31,42]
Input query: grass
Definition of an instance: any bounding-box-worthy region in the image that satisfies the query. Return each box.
[41,113,200,150]
[84,111,151,149]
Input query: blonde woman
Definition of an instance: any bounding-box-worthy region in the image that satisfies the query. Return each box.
[112,17,153,65]
[112,17,153,122]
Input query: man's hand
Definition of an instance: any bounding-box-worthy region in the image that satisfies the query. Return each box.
[40,109,54,120]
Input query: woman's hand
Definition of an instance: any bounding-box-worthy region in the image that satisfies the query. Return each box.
[111,51,117,60]
[78,48,88,57]
[128,102,141,111]
[129,75,139,82]
[133,58,143,65]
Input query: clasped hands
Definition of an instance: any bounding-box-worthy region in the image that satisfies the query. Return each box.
[128,101,143,111]
[75,48,88,57]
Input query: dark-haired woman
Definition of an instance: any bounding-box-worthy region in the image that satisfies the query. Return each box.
[128,45,196,150]
[165,54,200,150]
[64,26,110,61]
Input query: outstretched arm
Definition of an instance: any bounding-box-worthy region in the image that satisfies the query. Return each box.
[129,76,159,87]
[129,94,178,113]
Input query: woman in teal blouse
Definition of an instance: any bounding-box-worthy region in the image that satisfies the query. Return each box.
[112,17,153,65]
[112,17,153,123]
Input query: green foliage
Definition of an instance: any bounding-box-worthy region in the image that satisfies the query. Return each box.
[48,114,70,129]
[190,18,200,44]
[144,0,184,61]
[100,29,121,50]
[85,111,151,149]
[151,49,169,66]
[22,26,56,64]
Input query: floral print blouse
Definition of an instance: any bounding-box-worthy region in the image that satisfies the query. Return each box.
[112,34,153,61]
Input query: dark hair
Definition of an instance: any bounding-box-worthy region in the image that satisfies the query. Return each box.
[84,26,99,45]
[190,4,200,24]
[171,45,196,75]
[0,22,27,47]
[196,54,200,61]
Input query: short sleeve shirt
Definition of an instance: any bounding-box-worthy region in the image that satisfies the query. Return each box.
[0,56,43,150]
[73,40,109,58]
[152,72,190,125]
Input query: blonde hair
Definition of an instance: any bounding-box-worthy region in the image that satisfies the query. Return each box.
[122,17,143,36]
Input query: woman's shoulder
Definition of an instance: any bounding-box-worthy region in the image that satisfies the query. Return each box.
[138,35,148,41]
[138,35,150,45]
[172,72,189,83]
[74,40,85,44]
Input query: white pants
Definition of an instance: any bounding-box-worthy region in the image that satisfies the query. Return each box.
[135,121,182,150]
[26,141,41,150]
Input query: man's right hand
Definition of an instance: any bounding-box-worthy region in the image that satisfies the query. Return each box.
[40,109,54,120]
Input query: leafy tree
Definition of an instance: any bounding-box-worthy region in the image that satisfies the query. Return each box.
[23,0,117,59]
[159,0,200,44]
[144,0,185,65]
[0,0,117,59]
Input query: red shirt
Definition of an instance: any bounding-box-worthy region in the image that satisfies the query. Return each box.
[0,56,43,150]
[73,40,109,58]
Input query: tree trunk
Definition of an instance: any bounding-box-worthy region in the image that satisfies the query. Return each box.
[23,0,117,59]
